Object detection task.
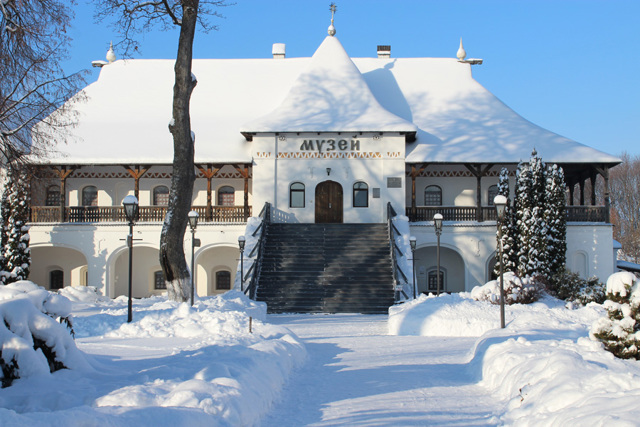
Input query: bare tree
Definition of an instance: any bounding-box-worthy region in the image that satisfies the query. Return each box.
[609,152,640,263]
[95,0,229,301]
[1,0,84,163]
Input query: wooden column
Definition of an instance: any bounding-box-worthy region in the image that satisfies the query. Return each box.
[568,182,575,206]
[590,173,597,206]
[125,165,150,201]
[408,163,428,219]
[197,164,221,221]
[595,165,610,223]
[579,179,585,206]
[52,166,74,222]
[464,163,493,222]
[234,164,250,221]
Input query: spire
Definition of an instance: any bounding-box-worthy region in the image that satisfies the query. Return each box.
[106,41,116,63]
[457,38,466,61]
[328,2,337,36]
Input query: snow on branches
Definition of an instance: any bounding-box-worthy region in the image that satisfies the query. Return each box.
[0,165,31,284]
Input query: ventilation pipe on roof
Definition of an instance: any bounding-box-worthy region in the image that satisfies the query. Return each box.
[272,43,286,59]
[377,45,391,58]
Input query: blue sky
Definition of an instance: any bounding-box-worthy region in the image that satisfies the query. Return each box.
[64,0,639,156]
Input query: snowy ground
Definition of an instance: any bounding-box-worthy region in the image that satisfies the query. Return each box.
[3,287,640,426]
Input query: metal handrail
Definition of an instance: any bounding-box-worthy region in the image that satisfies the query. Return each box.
[244,202,271,299]
[387,202,409,302]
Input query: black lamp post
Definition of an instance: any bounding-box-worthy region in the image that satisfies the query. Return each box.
[122,195,139,323]
[433,213,443,296]
[494,195,508,329]
[188,210,199,306]
[238,235,246,292]
[409,236,417,299]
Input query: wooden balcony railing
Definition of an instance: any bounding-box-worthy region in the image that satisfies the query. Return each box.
[30,205,251,224]
[407,205,607,223]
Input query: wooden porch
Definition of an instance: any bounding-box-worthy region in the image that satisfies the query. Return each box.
[30,205,252,224]
[406,205,607,223]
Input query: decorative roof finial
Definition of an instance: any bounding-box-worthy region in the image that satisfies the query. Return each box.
[106,41,116,63]
[457,38,466,61]
[328,3,337,36]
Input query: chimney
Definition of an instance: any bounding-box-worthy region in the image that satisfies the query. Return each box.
[272,43,286,59]
[377,45,391,59]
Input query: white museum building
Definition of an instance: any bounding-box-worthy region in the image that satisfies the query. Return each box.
[25,22,620,312]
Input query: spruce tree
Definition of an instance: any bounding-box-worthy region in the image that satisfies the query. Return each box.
[495,168,517,275]
[545,164,567,277]
[2,166,31,284]
[527,151,549,278]
[0,172,10,285]
[515,160,533,277]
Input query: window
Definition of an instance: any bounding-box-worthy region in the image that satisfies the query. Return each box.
[290,182,305,208]
[353,182,368,207]
[82,185,98,206]
[50,270,64,290]
[46,185,60,207]
[487,185,499,206]
[424,185,442,206]
[216,271,231,290]
[153,185,170,206]
[427,269,445,292]
[217,186,235,206]
[154,271,166,290]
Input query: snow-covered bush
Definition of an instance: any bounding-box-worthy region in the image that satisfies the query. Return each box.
[0,281,88,387]
[548,269,605,306]
[471,272,542,305]
[591,272,640,359]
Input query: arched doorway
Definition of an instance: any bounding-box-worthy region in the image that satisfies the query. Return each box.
[315,180,343,223]
[414,246,466,293]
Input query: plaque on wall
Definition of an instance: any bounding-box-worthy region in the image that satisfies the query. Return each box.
[387,177,402,188]
[372,188,381,198]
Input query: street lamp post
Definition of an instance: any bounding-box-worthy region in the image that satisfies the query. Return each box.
[433,213,443,296]
[238,236,246,292]
[188,210,199,306]
[122,195,139,323]
[494,195,508,329]
[409,236,417,299]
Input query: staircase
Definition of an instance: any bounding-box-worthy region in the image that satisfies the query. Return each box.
[255,223,395,314]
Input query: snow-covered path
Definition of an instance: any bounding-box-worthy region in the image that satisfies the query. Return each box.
[261,314,499,426]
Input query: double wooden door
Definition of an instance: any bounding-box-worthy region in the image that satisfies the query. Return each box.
[315,181,343,223]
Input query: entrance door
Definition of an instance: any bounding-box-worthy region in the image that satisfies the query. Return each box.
[315,181,343,223]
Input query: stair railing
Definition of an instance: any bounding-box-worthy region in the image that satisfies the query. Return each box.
[244,202,271,299]
[387,202,410,302]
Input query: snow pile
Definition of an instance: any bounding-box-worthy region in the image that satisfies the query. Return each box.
[58,285,111,305]
[0,281,91,387]
[471,272,540,304]
[0,290,305,426]
[389,290,640,424]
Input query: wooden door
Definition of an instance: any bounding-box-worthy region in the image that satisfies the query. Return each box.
[315,181,343,223]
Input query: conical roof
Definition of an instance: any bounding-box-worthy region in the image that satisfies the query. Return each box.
[240,36,417,136]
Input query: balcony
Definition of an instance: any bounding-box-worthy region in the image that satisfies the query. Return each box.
[406,206,607,223]
[30,206,252,224]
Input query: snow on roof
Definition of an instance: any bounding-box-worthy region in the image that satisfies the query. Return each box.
[37,36,619,165]
[240,36,417,136]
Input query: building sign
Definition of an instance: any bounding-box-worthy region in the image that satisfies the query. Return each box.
[298,139,361,154]
[275,136,403,160]
[387,177,402,188]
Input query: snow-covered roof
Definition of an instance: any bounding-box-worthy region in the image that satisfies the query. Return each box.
[37,35,619,165]
[240,36,417,136]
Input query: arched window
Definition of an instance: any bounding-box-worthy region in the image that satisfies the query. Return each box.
[353,182,368,207]
[424,185,442,206]
[487,185,499,206]
[216,271,231,290]
[290,182,305,208]
[153,185,170,206]
[46,185,60,207]
[154,271,166,290]
[82,185,98,206]
[217,186,235,206]
[50,270,64,290]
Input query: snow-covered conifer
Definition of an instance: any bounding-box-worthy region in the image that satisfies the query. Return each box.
[494,168,517,275]
[2,166,31,284]
[545,164,567,277]
[526,151,549,278]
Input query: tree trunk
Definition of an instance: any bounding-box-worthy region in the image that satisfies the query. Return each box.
[160,1,199,302]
